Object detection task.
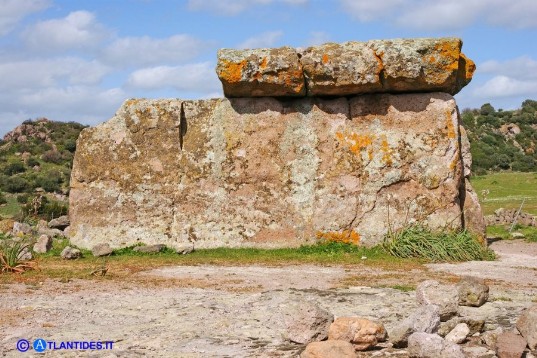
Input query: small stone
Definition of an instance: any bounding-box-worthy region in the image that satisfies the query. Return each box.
[516,304,537,350]
[175,242,194,255]
[481,327,503,349]
[496,332,526,358]
[408,332,464,358]
[33,234,52,254]
[284,300,333,344]
[0,219,15,234]
[92,243,113,257]
[12,222,32,237]
[300,340,356,358]
[511,232,525,239]
[439,317,484,337]
[329,317,387,351]
[48,215,70,230]
[17,246,33,261]
[133,244,165,253]
[61,246,81,260]
[457,276,489,307]
[390,304,440,348]
[416,280,458,321]
[445,323,470,344]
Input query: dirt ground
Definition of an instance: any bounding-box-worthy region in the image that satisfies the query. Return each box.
[1,239,536,357]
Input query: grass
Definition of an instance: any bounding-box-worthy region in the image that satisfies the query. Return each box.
[471,172,537,216]
[486,224,537,242]
[0,194,22,218]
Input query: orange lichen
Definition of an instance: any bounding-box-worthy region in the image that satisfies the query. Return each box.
[316,230,360,245]
[260,57,268,69]
[380,135,393,165]
[220,59,246,83]
[460,53,476,80]
[445,110,457,139]
[336,132,374,156]
[322,54,329,64]
[433,41,460,71]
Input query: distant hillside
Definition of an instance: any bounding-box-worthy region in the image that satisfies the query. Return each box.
[0,118,87,220]
[462,100,537,174]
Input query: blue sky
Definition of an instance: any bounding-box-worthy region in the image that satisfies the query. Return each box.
[1,0,537,137]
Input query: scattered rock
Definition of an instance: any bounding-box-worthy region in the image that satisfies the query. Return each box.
[17,246,33,261]
[445,323,470,344]
[516,304,537,350]
[283,300,333,344]
[300,340,356,358]
[457,276,489,307]
[92,243,113,257]
[481,327,503,349]
[511,232,525,239]
[439,317,484,337]
[61,246,81,260]
[496,332,526,358]
[133,244,165,253]
[33,234,52,254]
[462,346,497,358]
[48,215,70,230]
[328,317,387,351]
[416,280,458,321]
[407,332,464,358]
[175,243,194,255]
[390,304,440,348]
[12,222,32,237]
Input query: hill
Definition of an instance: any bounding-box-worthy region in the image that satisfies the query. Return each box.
[462,99,537,174]
[0,118,87,220]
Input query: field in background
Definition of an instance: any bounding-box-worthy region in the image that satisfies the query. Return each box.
[471,172,537,216]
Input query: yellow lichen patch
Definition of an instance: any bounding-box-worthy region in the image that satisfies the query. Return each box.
[433,41,460,71]
[460,53,476,80]
[445,110,457,139]
[220,59,246,83]
[316,230,360,245]
[380,135,393,166]
[259,57,268,69]
[336,132,374,156]
[322,54,329,64]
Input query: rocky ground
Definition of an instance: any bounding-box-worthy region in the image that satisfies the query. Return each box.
[1,240,536,357]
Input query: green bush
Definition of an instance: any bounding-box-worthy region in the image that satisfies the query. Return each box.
[26,157,40,167]
[1,176,30,193]
[0,192,7,205]
[2,161,26,176]
[42,150,62,164]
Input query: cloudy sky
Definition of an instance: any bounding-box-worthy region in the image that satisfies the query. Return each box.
[1,0,536,136]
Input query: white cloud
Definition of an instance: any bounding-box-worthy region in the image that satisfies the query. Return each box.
[126,62,221,93]
[340,0,537,30]
[21,11,110,52]
[101,34,208,67]
[473,76,537,98]
[238,31,283,49]
[0,0,49,36]
[187,0,307,16]
[479,56,537,80]
[306,31,331,46]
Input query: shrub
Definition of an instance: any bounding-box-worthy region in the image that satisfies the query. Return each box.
[0,192,6,205]
[2,161,26,176]
[16,193,30,204]
[26,157,40,167]
[2,177,30,193]
[42,150,62,164]
[0,235,36,273]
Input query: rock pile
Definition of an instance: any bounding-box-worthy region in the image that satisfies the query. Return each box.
[485,208,537,227]
[69,37,485,250]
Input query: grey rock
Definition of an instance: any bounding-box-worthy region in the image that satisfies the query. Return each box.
[12,222,32,236]
[390,304,440,348]
[282,300,333,344]
[462,346,497,358]
[61,246,81,260]
[445,323,469,344]
[175,243,194,255]
[133,244,166,253]
[457,276,489,307]
[33,234,52,254]
[408,332,464,358]
[496,331,526,358]
[516,304,537,350]
[17,246,33,261]
[92,243,113,257]
[511,232,525,239]
[48,215,70,230]
[38,227,66,238]
[481,327,503,349]
[438,317,484,337]
[416,280,458,321]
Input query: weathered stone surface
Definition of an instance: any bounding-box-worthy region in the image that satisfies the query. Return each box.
[328,317,387,351]
[0,219,15,234]
[282,300,333,344]
[390,304,440,347]
[300,340,356,358]
[416,280,458,321]
[12,222,32,237]
[462,178,487,241]
[92,243,112,257]
[481,327,503,349]
[496,332,526,358]
[445,323,469,343]
[70,93,480,249]
[48,215,70,230]
[457,276,489,307]
[462,346,497,358]
[217,38,475,97]
[61,246,81,260]
[516,304,537,350]
[216,47,305,97]
[175,242,194,255]
[33,234,52,254]
[408,332,464,358]
[439,317,484,337]
[133,244,166,253]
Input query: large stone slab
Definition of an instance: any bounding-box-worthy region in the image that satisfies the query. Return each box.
[69,93,480,249]
[216,38,475,97]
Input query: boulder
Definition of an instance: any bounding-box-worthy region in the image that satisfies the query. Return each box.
[407,332,464,358]
[48,215,70,230]
[416,280,458,321]
[390,304,440,348]
[216,47,305,97]
[481,327,503,349]
[175,242,194,255]
[283,300,333,344]
[445,323,469,344]
[496,332,526,358]
[69,93,477,250]
[438,317,484,337]
[457,276,489,307]
[33,234,52,254]
[91,243,112,257]
[300,340,356,358]
[516,304,537,350]
[61,246,81,260]
[0,219,15,234]
[133,244,166,253]
[328,317,387,351]
[12,222,32,237]
[462,178,487,241]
